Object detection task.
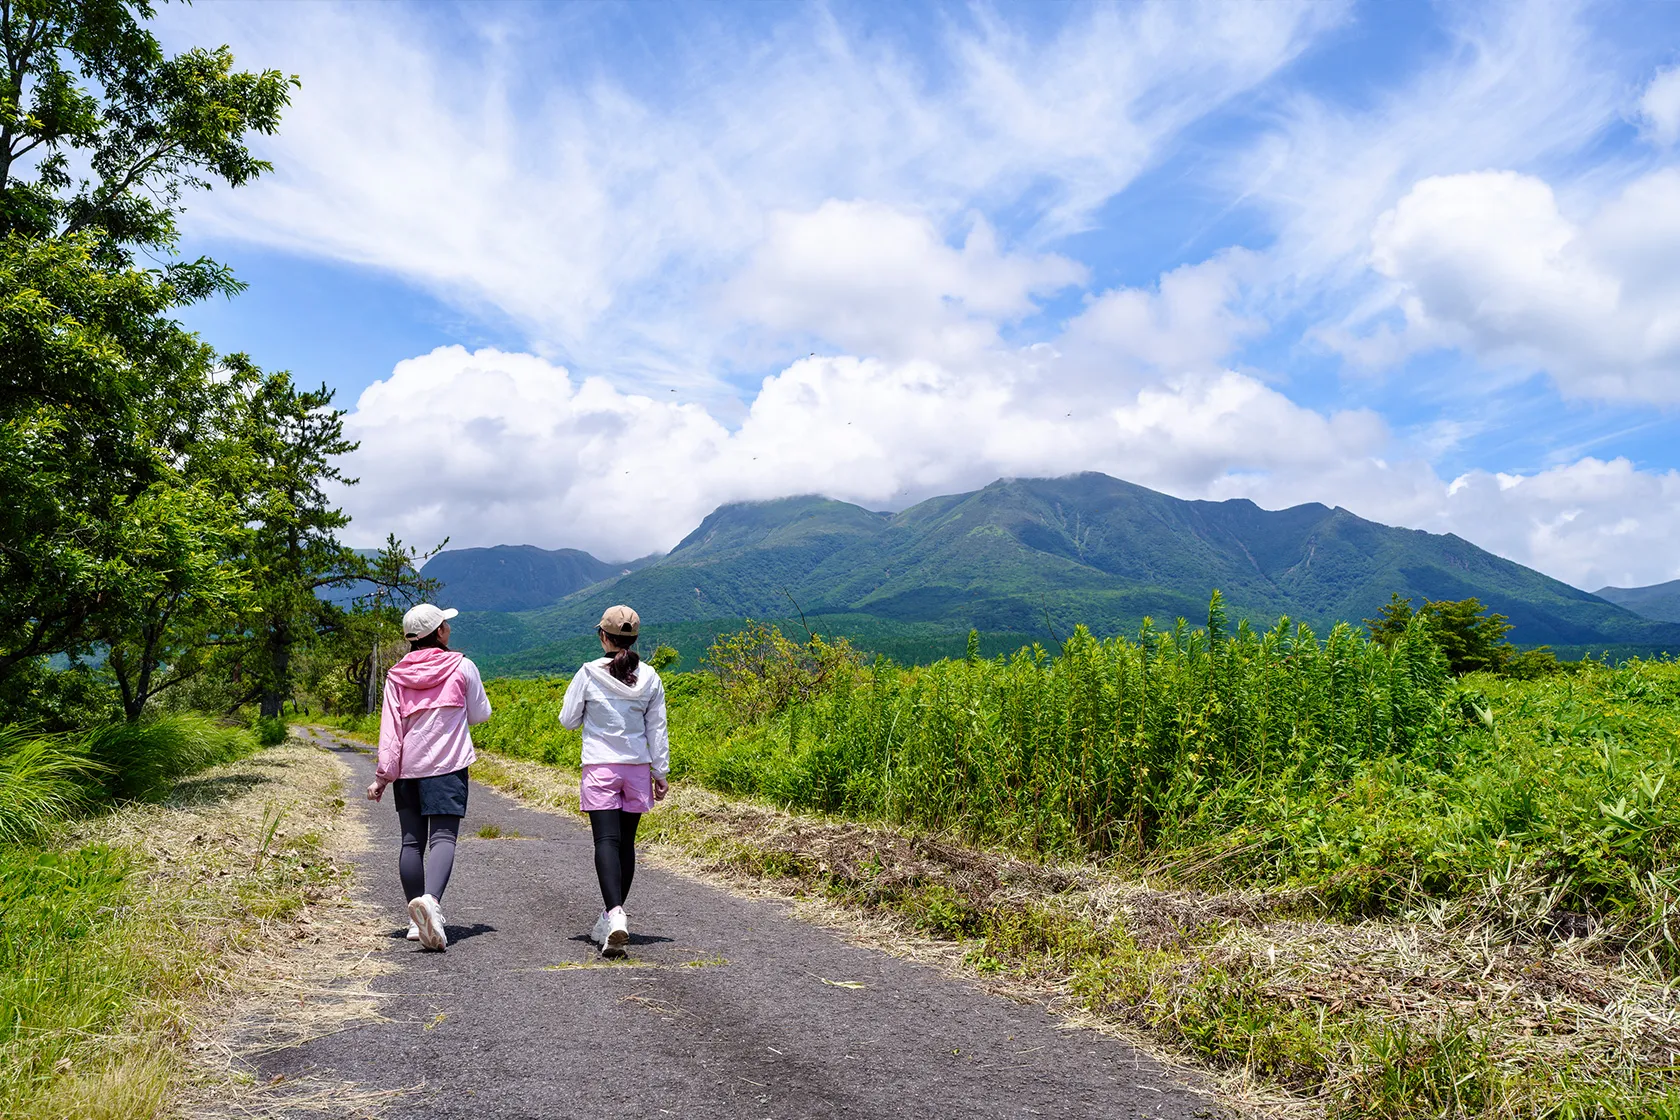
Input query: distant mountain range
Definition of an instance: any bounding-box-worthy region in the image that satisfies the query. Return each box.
[1595,579,1680,624]
[421,545,652,612]
[423,472,1680,675]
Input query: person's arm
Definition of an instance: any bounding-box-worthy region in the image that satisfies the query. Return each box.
[463,659,492,726]
[369,677,403,800]
[645,674,670,794]
[559,668,588,731]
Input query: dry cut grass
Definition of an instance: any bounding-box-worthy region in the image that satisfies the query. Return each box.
[5,736,396,1120]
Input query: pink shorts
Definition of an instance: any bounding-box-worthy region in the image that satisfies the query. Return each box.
[579,763,654,813]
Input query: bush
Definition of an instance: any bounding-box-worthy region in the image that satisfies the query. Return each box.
[703,623,861,724]
[0,727,102,844]
[86,716,256,801]
[253,716,289,746]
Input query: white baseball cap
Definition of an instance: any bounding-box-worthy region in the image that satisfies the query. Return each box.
[402,603,459,640]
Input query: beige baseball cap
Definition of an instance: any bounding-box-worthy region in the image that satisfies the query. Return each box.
[403,603,459,640]
[598,605,639,638]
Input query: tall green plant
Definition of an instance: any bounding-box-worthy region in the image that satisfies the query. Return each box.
[0,726,101,843]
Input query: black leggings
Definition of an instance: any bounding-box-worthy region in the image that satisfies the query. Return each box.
[397,808,461,902]
[588,809,642,911]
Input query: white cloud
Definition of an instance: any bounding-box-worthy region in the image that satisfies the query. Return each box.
[1641,65,1680,147]
[1425,458,1680,591]
[1057,251,1262,388]
[337,341,1386,564]
[1365,169,1680,402]
[1239,1,1619,291]
[163,0,1334,380]
[724,201,1083,366]
[345,343,1680,591]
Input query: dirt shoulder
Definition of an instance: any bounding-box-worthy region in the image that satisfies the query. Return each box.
[9,737,388,1120]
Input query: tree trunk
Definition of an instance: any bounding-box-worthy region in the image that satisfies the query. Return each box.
[260,616,290,719]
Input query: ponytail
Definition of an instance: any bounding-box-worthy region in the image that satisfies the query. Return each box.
[601,629,639,685]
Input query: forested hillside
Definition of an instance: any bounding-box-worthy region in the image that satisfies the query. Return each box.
[449,474,1680,673]
[1596,579,1680,623]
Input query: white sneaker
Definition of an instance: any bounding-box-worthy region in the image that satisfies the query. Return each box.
[590,909,611,948]
[603,906,629,957]
[408,894,447,951]
[406,922,420,942]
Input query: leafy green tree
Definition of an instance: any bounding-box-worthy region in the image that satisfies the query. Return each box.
[0,0,293,704]
[1363,593,1415,648]
[2,0,292,258]
[1417,598,1513,675]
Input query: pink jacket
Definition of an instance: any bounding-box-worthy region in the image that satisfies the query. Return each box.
[375,648,492,785]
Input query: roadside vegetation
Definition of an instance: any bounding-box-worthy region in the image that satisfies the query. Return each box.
[0,726,363,1119]
[474,599,1680,1118]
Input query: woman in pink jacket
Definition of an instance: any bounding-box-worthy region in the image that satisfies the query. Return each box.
[366,603,492,951]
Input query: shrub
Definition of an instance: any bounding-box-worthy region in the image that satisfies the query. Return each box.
[703,623,861,724]
[86,716,256,801]
[254,716,289,746]
[0,727,102,843]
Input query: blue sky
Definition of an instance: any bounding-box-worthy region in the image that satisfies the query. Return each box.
[162,1,1680,589]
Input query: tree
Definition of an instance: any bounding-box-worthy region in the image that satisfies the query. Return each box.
[1417,598,1513,675]
[1364,593,1415,648]
[2,0,292,260]
[0,0,293,702]
[220,369,441,717]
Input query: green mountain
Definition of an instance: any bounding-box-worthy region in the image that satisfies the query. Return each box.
[449,473,1680,674]
[423,545,647,612]
[1594,580,1680,624]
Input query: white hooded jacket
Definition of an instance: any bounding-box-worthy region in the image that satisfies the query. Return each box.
[558,658,670,777]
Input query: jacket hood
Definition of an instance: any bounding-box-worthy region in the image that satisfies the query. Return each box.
[387,648,465,690]
[583,658,657,698]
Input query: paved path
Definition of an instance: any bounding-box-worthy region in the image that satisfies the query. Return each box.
[269,730,1217,1119]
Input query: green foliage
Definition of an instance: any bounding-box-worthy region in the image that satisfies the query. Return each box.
[482,608,1680,963]
[648,644,681,671]
[0,0,295,257]
[0,715,256,842]
[0,842,133,1107]
[84,715,254,800]
[1418,597,1514,675]
[702,623,862,725]
[1363,592,1414,647]
[253,716,288,747]
[0,726,101,843]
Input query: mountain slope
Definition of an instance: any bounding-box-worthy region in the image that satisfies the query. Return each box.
[509,473,1680,652]
[422,545,643,612]
[1595,580,1680,624]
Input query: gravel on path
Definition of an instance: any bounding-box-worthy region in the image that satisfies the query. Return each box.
[266,729,1220,1119]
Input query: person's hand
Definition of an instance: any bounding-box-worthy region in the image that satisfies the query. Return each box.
[653,775,669,802]
[366,780,385,802]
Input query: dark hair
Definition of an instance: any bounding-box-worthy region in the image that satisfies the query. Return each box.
[600,628,639,684]
[410,627,449,652]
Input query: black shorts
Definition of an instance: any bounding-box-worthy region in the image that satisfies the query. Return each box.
[392,767,469,817]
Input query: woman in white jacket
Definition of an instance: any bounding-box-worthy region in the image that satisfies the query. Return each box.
[559,605,668,957]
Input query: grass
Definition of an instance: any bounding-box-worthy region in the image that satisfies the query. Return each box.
[466,615,1680,1117]
[0,727,366,1118]
[0,715,257,844]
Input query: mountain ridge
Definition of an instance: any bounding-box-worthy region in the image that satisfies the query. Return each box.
[440,473,1680,670]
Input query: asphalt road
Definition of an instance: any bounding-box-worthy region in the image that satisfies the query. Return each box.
[268,730,1217,1120]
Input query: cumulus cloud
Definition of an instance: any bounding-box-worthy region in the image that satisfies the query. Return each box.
[343,343,1680,591]
[1237,1,1617,289]
[1365,169,1680,402]
[1641,65,1680,147]
[1057,251,1262,387]
[724,202,1084,366]
[338,341,1386,564]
